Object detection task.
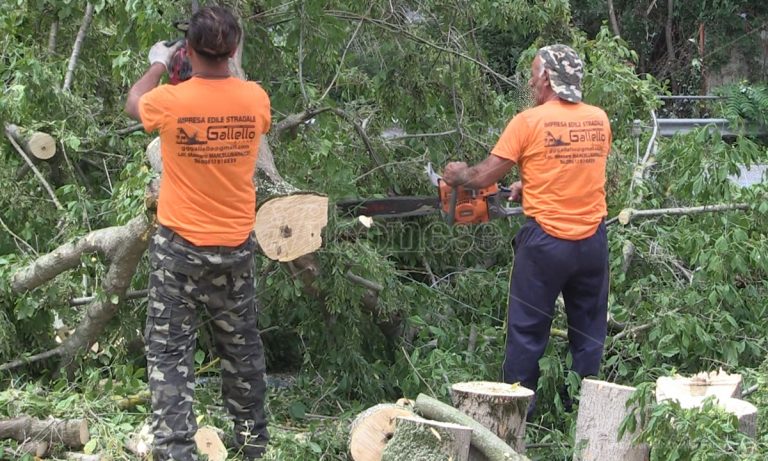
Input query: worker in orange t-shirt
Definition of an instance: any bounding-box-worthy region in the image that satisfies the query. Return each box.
[443,44,611,420]
[124,6,270,460]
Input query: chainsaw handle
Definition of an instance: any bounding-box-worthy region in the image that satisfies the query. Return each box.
[445,188,458,225]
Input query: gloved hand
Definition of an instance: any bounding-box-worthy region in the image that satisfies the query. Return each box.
[148,40,182,69]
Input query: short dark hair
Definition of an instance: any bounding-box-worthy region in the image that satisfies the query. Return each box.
[187,6,241,62]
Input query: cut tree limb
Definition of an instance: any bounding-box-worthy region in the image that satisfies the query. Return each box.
[573,379,649,461]
[254,193,329,261]
[450,381,534,454]
[349,403,417,461]
[381,416,472,461]
[18,440,49,457]
[4,123,63,210]
[63,2,95,92]
[194,426,227,461]
[609,203,750,226]
[0,416,89,449]
[6,124,57,160]
[413,393,529,461]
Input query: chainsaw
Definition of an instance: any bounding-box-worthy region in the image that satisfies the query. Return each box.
[336,163,523,225]
[166,19,193,85]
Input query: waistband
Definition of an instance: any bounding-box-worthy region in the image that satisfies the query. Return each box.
[156,224,252,253]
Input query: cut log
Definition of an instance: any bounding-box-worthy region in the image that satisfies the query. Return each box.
[6,124,57,160]
[656,370,742,402]
[18,440,49,457]
[194,425,227,461]
[664,395,758,438]
[381,416,472,461]
[450,381,534,453]
[145,136,162,174]
[0,416,89,449]
[413,393,529,461]
[573,379,649,461]
[349,403,417,461]
[254,193,328,261]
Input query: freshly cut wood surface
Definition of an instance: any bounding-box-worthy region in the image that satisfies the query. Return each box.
[195,425,228,461]
[381,415,472,461]
[349,403,417,461]
[656,370,742,401]
[27,131,56,159]
[254,193,328,261]
[450,381,534,453]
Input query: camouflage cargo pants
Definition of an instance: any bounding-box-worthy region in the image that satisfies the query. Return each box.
[146,225,268,461]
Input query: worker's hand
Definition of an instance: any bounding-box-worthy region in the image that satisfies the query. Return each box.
[148,40,182,70]
[508,181,522,202]
[442,161,469,187]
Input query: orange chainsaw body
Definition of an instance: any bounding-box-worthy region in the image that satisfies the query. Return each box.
[438,182,499,225]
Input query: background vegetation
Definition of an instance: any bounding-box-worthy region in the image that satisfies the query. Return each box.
[1,0,767,459]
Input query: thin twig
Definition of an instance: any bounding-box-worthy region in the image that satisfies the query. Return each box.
[4,125,63,210]
[384,129,458,142]
[608,203,750,226]
[345,271,383,292]
[0,347,62,372]
[63,2,95,92]
[114,123,144,136]
[319,16,365,102]
[400,345,437,397]
[0,215,37,255]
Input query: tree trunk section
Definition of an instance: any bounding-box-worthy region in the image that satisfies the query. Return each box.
[656,370,742,401]
[194,426,227,461]
[254,193,328,261]
[0,416,89,449]
[573,379,649,461]
[450,381,534,454]
[413,393,529,461]
[19,440,49,457]
[6,125,57,160]
[349,403,417,461]
[381,416,472,461]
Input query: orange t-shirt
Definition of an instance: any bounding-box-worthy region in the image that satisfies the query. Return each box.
[139,77,271,246]
[491,100,611,240]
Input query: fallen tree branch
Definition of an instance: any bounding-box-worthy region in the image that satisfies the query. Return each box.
[0,416,89,449]
[4,123,63,211]
[48,19,59,54]
[608,203,750,226]
[329,108,386,168]
[63,2,95,92]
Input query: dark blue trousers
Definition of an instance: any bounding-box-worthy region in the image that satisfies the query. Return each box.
[502,219,608,393]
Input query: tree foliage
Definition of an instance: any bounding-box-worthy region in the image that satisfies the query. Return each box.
[0,1,767,460]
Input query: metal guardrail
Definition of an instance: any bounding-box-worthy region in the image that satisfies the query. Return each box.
[651,94,766,137]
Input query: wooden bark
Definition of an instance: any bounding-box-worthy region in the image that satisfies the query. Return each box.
[254,193,328,261]
[381,416,472,461]
[656,370,742,402]
[349,403,417,461]
[611,203,750,226]
[450,381,533,454]
[6,125,57,160]
[413,393,529,461]
[18,440,49,457]
[5,123,63,210]
[607,0,621,37]
[194,426,227,461]
[125,422,152,458]
[573,379,649,461]
[0,416,89,449]
[63,2,95,92]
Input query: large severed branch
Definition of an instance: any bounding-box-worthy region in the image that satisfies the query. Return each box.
[2,216,153,372]
[63,2,95,92]
[11,216,145,293]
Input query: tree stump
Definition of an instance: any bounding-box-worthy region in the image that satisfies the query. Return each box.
[254,193,328,261]
[573,379,649,461]
[381,416,472,461]
[656,370,742,402]
[0,416,89,449]
[413,393,529,461]
[450,381,534,454]
[349,403,417,461]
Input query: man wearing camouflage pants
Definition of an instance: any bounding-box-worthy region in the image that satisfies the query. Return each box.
[125,6,271,460]
[442,44,611,418]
